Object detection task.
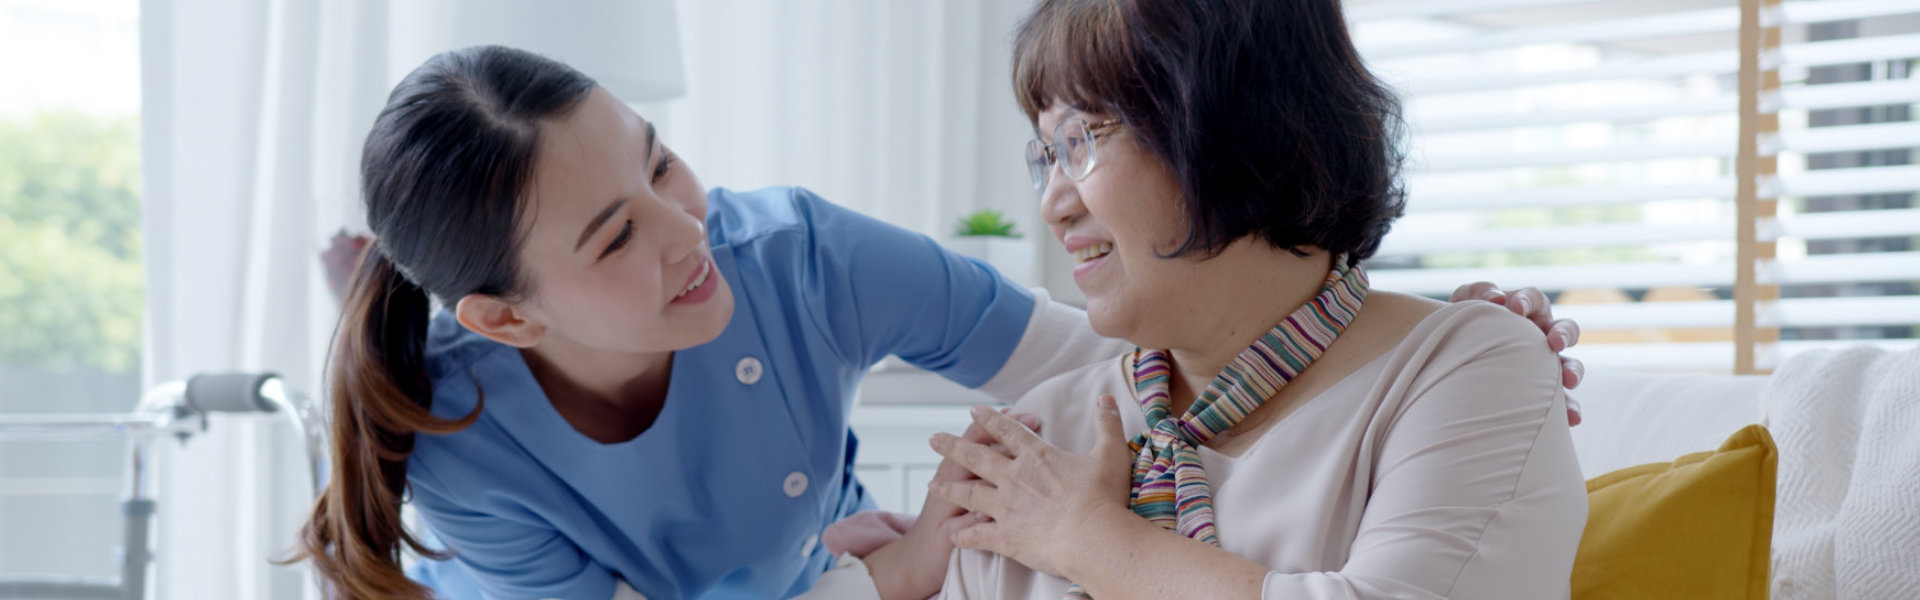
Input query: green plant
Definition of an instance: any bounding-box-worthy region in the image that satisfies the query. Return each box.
[954,209,1020,238]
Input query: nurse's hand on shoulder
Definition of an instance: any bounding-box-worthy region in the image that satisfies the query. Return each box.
[1450,281,1585,426]
[927,399,1136,580]
[821,511,915,559]
[851,410,1044,599]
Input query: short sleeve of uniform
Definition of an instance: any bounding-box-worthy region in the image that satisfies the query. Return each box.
[783,188,1034,387]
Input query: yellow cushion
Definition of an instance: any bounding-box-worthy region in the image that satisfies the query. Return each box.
[1573,424,1777,600]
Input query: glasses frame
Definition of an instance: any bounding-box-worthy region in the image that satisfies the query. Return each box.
[1025,118,1123,191]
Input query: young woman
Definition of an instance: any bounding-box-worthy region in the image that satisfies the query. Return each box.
[294,45,1584,600]
[928,0,1588,598]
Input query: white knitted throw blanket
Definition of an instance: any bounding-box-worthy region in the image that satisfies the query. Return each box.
[1763,345,1920,599]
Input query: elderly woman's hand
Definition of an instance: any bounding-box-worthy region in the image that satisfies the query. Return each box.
[849,410,1047,600]
[1450,282,1585,426]
[826,410,1044,558]
[927,397,1138,580]
[322,231,372,303]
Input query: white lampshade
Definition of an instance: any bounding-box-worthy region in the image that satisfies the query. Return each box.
[388,0,686,102]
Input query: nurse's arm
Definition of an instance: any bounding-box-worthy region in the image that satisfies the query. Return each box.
[799,189,1128,401]
[972,288,1132,404]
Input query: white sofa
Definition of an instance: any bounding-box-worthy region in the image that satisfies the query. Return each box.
[1566,369,1771,478]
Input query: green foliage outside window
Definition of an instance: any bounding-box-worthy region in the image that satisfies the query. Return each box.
[0,112,143,373]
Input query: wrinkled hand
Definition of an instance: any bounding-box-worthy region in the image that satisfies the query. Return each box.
[927,398,1135,579]
[822,410,1043,559]
[1450,282,1585,426]
[322,231,372,303]
[854,410,1044,599]
[922,409,1043,522]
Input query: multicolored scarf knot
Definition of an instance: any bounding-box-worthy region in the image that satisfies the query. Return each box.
[1064,257,1368,599]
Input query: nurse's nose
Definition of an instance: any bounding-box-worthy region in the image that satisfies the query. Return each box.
[661,208,707,266]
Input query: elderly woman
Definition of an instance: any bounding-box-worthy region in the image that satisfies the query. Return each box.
[923,0,1588,598]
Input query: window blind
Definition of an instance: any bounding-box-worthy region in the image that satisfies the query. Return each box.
[1349,0,1920,373]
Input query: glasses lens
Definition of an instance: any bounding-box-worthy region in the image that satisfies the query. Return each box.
[1057,118,1095,181]
[1025,139,1049,191]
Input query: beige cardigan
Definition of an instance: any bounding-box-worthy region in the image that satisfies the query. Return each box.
[939,302,1587,600]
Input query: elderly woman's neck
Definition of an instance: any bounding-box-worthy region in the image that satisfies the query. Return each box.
[1162,249,1336,411]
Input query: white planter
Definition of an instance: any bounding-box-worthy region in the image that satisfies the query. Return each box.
[944,236,1036,287]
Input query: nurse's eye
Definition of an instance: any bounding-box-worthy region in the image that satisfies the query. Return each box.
[600,220,633,260]
[653,151,676,182]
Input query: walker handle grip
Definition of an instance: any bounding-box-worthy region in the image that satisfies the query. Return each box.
[184,373,281,414]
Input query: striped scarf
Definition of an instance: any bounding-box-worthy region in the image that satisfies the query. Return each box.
[1065,257,1368,599]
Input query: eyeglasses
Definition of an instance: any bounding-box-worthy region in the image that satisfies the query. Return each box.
[1024,117,1123,191]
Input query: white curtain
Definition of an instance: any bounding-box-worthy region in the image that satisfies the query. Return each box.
[655,0,1065,293]
[140,0,388,598]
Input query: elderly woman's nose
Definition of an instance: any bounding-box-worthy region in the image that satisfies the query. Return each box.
[1039,174,1081,227]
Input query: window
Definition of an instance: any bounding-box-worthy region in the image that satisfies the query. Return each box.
[0,0,144,581]
[1350,0,1920,373]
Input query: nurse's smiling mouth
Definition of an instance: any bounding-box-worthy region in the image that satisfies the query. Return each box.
[670,257,718,305]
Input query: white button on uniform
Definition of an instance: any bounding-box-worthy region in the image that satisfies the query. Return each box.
[800,534,819,557]
[736,357,764,385]
[783,471,809,498]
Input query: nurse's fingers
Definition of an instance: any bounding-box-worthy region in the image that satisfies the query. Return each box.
[821,511,910,557]
[968,406,1045,456]
[929,480,1007,520]
[1548,319,1582,354]
[930,433,1014,483]
[1561,355,1585,389]
[1505,287,1555,331]
[879,511,916,534]
[938,511,990,545]
[1450,281,1507,304]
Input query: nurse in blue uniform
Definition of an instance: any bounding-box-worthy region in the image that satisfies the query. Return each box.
[294,45,1100,600]
[295,46,1584,600]
[404,178,1049,600]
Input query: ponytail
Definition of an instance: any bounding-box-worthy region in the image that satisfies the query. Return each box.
[286,45,596,598]
[290,248,480,600]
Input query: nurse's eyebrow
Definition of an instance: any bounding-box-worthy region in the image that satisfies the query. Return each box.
[575,198,627,253]
[574,124,659,252]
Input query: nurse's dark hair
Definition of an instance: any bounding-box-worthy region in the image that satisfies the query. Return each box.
[1012,0,1406,265]
[286,45,595,600]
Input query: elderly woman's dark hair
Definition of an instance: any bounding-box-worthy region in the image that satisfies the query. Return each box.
[1013,0,1407,265]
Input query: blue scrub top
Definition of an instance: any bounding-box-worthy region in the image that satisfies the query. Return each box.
[405,187,1035,600]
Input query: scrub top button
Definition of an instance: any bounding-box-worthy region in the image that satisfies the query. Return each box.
[783,471,808,498]
[736,357,764,385]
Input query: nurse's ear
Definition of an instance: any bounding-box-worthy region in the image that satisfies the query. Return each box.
[454,293,546,348]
